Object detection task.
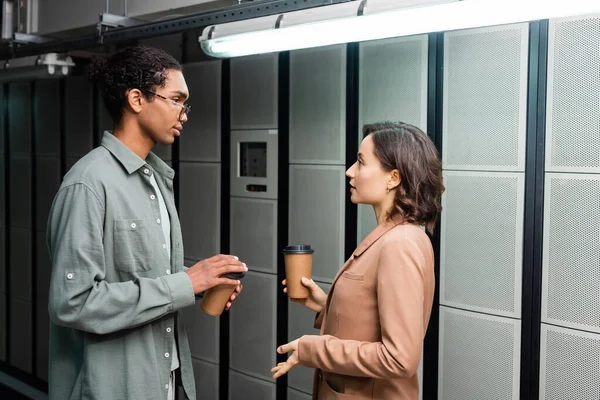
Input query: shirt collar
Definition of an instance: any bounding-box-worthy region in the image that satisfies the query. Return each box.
[101,131,174,179]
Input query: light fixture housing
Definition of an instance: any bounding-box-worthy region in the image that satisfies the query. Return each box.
[0,53,75,83]
[199,0,600,58]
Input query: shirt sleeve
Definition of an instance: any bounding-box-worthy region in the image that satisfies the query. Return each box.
[47,183,196,335]
[297,236,427,379]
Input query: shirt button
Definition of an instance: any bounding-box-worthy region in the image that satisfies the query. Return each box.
[166,327,172,333]
[143,168,150,175]
[162,244,167,249]
[157,218,161,224]
[165,384,169,390]
[150,194,156,200]
[66,273,74,279]
[131,223,136,229]
[166,270,171,275]
[165,352,170,358]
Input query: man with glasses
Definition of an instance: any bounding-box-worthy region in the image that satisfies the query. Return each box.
[46,45,246,400]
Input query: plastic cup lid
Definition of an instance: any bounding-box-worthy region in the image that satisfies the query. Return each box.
[223,271,246,279]
[282,244,314,254]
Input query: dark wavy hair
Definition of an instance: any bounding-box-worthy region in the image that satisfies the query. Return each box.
[87,45,181,124]
[363,122,445,234]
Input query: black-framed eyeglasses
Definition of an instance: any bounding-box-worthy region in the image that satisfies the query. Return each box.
[148,91,191,120]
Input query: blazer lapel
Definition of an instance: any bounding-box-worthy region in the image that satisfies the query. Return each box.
[323,218,404,313]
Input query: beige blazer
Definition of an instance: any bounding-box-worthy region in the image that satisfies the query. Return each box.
[298,219,435,399]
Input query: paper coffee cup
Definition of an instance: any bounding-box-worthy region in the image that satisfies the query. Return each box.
[201,271,245,316]
[282,245,314,299]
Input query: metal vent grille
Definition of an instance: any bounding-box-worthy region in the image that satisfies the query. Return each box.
[546,16,600,173]
[542,174,600,333]
[443,24,528,171]
[440,171,523,317]
[439,307,520,400]
[359,35,428,131]
[290,45,346,165]
[231,54,278,130]
[540,324,600,399]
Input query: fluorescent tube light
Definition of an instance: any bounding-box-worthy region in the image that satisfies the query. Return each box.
[0,53,75,83]
[199,0,600,58]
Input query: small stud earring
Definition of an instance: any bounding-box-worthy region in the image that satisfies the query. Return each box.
[387,187,390,193]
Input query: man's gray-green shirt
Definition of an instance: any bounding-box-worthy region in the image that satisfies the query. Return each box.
[47,132,196,400]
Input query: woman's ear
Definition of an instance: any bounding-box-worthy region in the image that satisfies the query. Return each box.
[389,169,401,190]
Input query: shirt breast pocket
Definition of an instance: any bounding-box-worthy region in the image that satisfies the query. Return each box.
[114,219,154,272]
[341,271,364,281]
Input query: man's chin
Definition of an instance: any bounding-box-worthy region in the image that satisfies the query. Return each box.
[155,136,176,146]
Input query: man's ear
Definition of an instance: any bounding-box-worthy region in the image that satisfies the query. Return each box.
[126,89,144,114]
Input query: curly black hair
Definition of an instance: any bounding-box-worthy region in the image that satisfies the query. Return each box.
[363,122,445,234]
[87,45,181,124]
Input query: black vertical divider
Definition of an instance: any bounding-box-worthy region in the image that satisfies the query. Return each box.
[219,58,232,400]
[276,51,290,400]
[3,83,10,368]
[173,34,186,400]
[344,43,359,260]
[174,32,188,209]
[30,81,37,380]
[520,19,548,400]
[423,31,444,400]
[92,81,100,148]
[59,79,67,178]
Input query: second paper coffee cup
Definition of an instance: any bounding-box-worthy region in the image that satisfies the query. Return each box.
[282,245,314,299]
[201,271,245,317]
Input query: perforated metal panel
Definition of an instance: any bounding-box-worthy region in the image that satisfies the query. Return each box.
[288,388,312,400]
[96,88,112,144]
[10,227,32,302]
[34,80,60,157]
[0,293,5,361]
[10,157,32,230]
[139,34,183,62]
[0,85,4,155]
[65,76,94,157]
[180,295,220,363]
[359,35,428,132]
[439,307,521,400]
[8,82,31,157]
[357,203,377,243]
[181,61,222,162]
[36,157,61,231]
[0,226,4,294]
[229,272,277,381]
[290,45,346,164]
[440,171,524,317]
[10,298,32,373]
[179,163,220,261]
[229,370,276,400]
[358,35,428,244]
[0,156,4,227]
[65,157,79,174]
[540,324,600,400]
[152,143,172,162]
[231,54,278,130]
[542,173,600,333]
[443,24,528,172]
[289,165,346,283]
[230,198,277,274]
[35,231,50,381]
[192,359,219,400]
[288,283,332,394]
[546,16,600,173]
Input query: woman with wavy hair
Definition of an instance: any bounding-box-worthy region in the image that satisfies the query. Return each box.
[273,122,445,399]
